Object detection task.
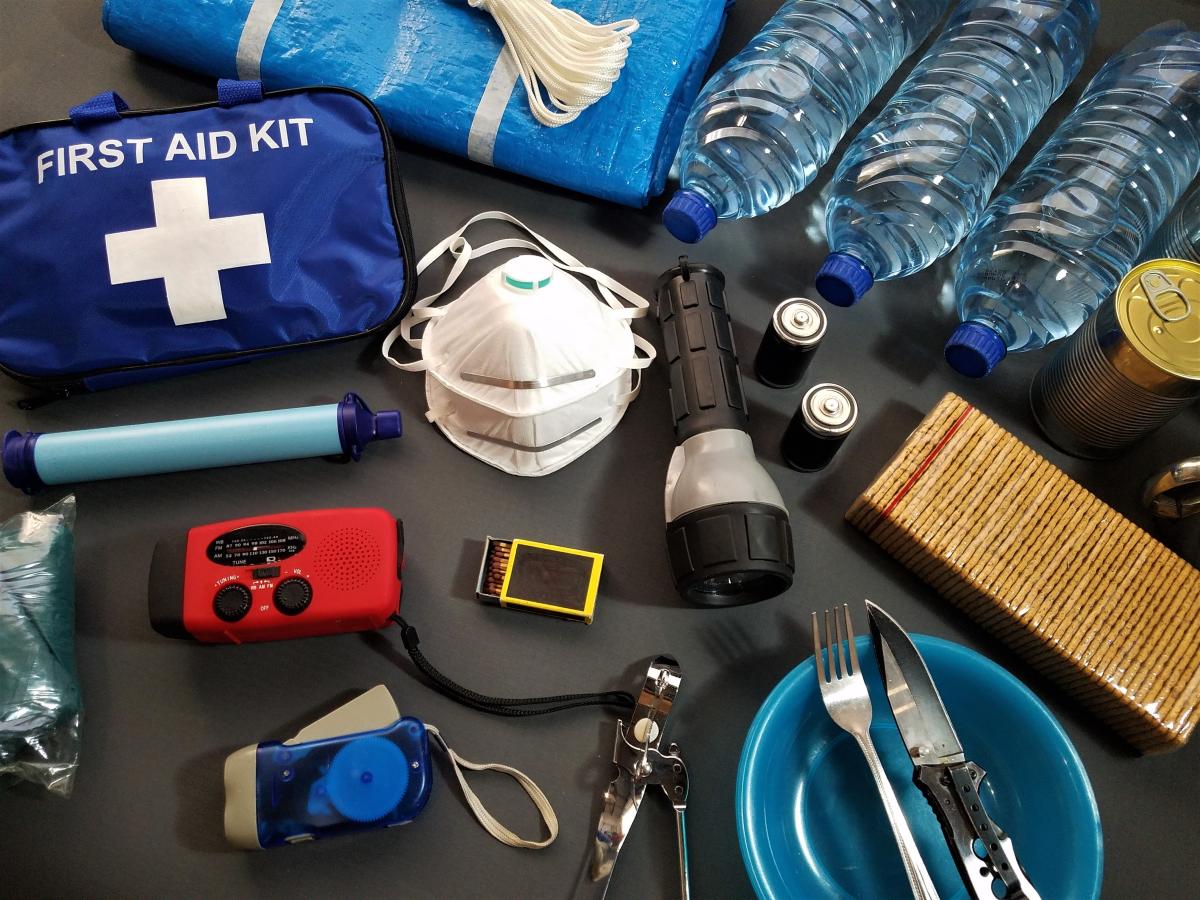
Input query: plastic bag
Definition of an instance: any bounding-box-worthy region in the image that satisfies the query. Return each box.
[0,495,81,795]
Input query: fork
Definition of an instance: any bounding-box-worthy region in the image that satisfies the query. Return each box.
[814,604,941,900]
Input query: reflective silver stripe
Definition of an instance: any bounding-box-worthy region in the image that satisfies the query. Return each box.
[467,48,519,165]
[460,369,596,390]
[236,0,287,80]
[467,418,601,452]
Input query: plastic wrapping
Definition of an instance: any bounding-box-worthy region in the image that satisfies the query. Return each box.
[0,495,81,795]
[100,0,731,208]
[846,394,1200,754]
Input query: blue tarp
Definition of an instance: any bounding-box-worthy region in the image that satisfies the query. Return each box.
[102,0,731,207]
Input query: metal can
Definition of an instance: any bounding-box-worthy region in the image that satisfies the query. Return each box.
[754,298,827,388]
[781,383,857,471]
[1031,259,1200,459]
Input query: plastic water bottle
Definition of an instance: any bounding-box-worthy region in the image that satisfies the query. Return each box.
[815,0,1099,307]
[661,0,952,243]
[948,23,1200,377]
[1142,177,1200,264]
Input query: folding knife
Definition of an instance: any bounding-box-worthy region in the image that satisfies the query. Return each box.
[867,600,1041,900]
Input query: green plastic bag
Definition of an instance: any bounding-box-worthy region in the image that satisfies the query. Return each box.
[0,495,80,796]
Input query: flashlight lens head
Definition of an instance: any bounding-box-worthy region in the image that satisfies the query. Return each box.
[666,503,794,606]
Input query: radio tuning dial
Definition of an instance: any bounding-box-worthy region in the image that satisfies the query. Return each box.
[213,584,252,622]
[274,577,313,616]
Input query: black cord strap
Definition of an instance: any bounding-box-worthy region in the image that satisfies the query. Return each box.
[391,615,635,717]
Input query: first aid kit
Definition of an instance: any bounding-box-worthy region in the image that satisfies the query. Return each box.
[0,80,415,397]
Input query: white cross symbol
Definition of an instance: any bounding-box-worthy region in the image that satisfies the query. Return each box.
[105,177,271,326]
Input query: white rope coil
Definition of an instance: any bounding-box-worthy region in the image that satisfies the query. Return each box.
[469,0,639,127]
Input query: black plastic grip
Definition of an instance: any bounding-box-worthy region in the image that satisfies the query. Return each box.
[147,535,188,639]
[655,259,748,443]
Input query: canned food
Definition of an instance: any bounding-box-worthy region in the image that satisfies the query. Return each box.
[781,383,857,471]
[754,298,827,388]
[1031,259,1200,459]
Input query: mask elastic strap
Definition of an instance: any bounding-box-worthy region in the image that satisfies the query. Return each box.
[381,211,651,370]
[425,723,559,850]
[616,333,657,405]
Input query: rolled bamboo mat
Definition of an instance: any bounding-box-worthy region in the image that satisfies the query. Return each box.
[847,393,1200,754]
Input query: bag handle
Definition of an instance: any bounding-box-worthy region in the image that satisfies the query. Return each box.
[69,91,129,125]
[217,78,264,107]
[381,211,652,373]
[68,79,262,126]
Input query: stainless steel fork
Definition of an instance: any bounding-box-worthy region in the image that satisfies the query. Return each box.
[814,604,941,900]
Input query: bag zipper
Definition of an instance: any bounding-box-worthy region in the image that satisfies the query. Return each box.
[0,86,418,396]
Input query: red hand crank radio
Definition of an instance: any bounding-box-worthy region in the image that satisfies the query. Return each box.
[148,508,403,643]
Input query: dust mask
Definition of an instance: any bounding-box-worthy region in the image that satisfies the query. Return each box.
[382,212,655,476]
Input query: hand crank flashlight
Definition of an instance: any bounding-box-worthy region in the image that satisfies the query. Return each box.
[655,258,794,605]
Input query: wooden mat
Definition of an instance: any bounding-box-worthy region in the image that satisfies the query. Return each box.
[847,392,1200,754]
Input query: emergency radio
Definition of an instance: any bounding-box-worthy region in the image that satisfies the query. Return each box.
[149,508,402,643]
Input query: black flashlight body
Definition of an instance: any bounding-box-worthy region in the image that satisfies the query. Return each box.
[655,258,794,606]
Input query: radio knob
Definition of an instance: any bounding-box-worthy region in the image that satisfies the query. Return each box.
[274,577,313,616]
[213,584,252,622]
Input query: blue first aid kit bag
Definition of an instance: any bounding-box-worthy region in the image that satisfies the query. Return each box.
[0,80,415,397]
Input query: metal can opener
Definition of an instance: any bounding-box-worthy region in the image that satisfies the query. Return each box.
[591,655,690,899]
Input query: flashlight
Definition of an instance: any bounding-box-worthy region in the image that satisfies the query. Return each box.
[655,258,794,605]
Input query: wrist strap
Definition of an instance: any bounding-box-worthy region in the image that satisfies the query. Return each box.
[426,724,558,849]
[391,615,634,716]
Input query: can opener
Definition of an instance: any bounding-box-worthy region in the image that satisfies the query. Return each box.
[591,655,690,899]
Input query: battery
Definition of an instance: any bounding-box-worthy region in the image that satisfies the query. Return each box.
[754,298,827,388]
[475,536,603,623]
[1031,259,1200,459]
[782,383,858,471]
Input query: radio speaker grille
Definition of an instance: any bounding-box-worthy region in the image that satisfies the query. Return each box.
[314,528,384,593]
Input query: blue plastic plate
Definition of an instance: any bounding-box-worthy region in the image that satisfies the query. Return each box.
[737,635,1102,899]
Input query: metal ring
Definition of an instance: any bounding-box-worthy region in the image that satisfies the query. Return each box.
[1142,455,1200,519]
[1139,270,1194,323]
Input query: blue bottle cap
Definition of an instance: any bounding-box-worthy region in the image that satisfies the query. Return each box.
[663,190,717,243]
[326,736,409,823]
[945,322,1008,378]
[2,430,44,495]
[815,253,874,307]
[337,393,403,461]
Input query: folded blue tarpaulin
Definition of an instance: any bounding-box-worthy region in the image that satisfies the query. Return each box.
[102,0,731,208]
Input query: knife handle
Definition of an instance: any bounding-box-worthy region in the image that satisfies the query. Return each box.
[914,762,1041,900]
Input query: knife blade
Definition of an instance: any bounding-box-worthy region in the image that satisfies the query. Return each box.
[866,600,1042,900]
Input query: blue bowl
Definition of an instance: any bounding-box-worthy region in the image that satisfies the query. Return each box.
[737,635,1102,899]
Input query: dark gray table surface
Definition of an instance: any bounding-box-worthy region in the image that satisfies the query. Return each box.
[2,1,1198,897]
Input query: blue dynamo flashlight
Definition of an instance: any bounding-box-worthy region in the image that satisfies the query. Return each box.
[225,686,432,849]
[3,392,401,493]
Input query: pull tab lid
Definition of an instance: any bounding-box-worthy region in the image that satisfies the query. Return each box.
[1118,259,1200,380]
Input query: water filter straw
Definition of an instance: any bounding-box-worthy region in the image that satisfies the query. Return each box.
[662,0,952,243]
[816,0,1099,306]
[948,22,1200,377]
[2,393,401,493]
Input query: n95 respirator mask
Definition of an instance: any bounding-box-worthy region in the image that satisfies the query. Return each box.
[383,212,655,476]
